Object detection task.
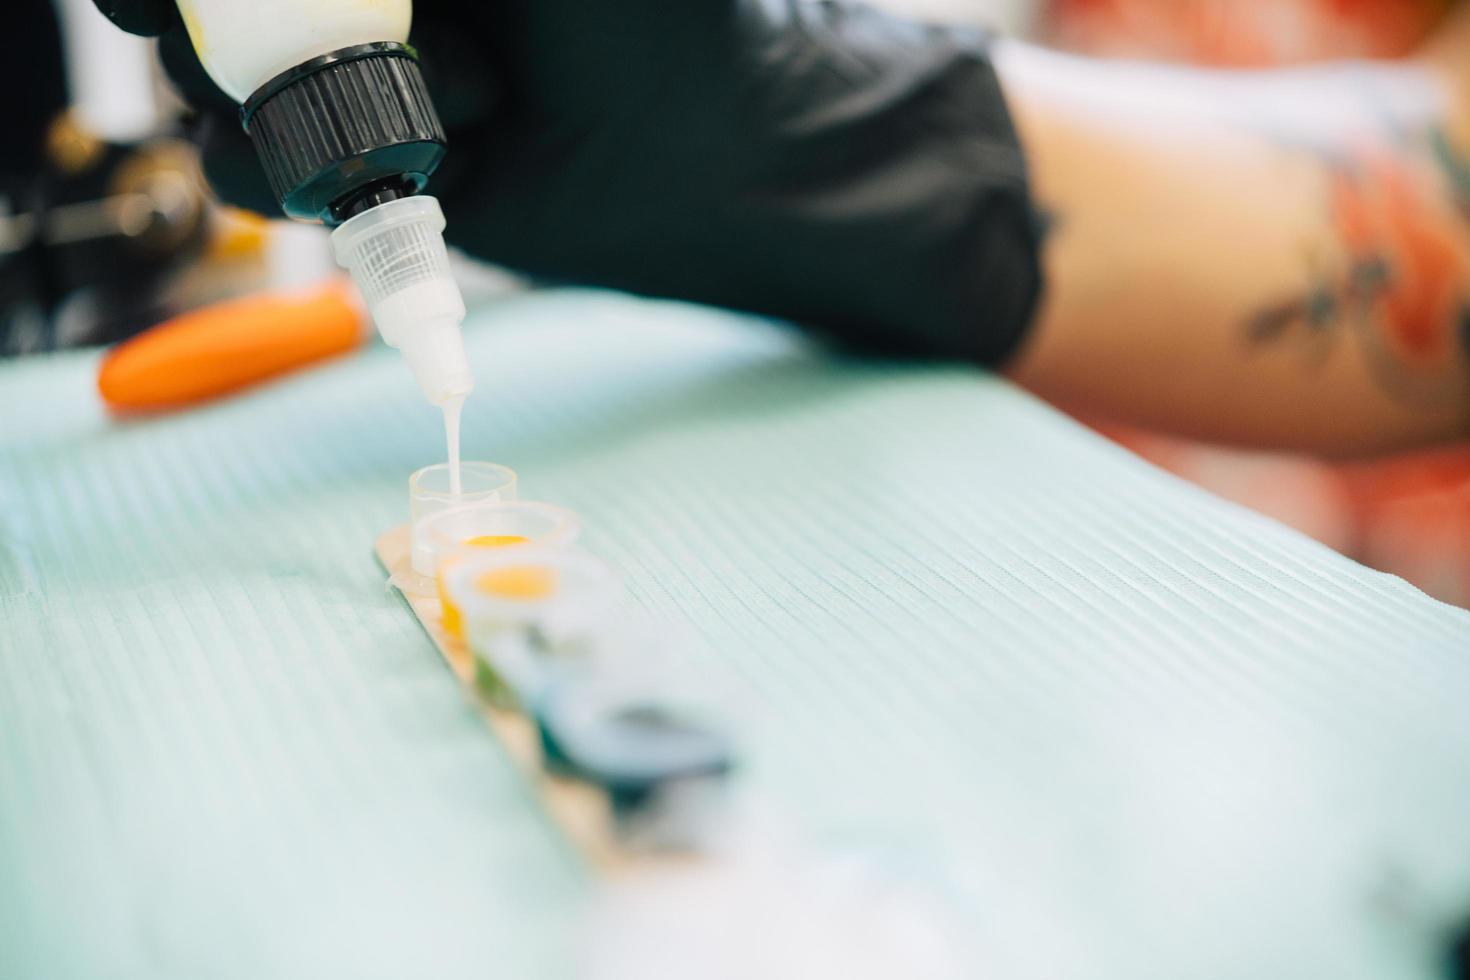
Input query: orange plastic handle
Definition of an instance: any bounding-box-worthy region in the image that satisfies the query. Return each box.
[98,282,364,412]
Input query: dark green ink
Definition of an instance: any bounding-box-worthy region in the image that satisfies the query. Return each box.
[1431,128,1470,205]
[1249,301,1308,344]
[1247,257,1391,349]
[1349,257,1391,295]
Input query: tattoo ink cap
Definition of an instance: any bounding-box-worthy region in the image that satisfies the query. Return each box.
[331,195,473,406]
[240,42,445,226]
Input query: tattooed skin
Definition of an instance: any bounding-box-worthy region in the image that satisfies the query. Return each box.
[1432,127,1470,221]
[1247,124,1470,413]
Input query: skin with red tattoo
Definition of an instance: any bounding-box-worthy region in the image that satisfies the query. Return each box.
[1342,140,1470,402]
[1047,0,1453,65]
[986,8,1470,456]
[1246,126,1470,412]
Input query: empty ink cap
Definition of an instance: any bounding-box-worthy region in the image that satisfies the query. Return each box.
[330,195,474,405]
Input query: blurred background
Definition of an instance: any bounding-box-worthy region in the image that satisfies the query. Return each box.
[5,0,1468,608]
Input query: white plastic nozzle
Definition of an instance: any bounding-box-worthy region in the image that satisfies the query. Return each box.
[331,195,474,406]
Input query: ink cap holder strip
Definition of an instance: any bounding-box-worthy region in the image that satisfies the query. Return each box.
[376,476,736,870]
[446,547,735,853]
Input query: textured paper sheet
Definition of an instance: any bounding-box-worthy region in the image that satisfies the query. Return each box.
[3,290,1470,980]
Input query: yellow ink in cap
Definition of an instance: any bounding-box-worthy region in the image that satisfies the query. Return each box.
[437,534,534,639]
[476,565,557,601]
[441,547,619,654]
[417,501,581,641]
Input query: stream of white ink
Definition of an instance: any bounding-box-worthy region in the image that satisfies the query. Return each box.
[443,395,465,497]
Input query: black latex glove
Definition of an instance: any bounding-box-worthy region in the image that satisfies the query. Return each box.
[95,0,1042,364]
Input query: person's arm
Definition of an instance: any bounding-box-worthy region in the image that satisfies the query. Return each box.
[98,0,1470,457]
[997,40,1470,457]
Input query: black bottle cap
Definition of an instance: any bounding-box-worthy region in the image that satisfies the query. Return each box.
[241,42,446,225]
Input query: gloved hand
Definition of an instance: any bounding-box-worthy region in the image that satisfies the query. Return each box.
[94,0,1042,363]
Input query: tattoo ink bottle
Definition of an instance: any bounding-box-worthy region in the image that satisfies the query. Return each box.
[172,0,474,416]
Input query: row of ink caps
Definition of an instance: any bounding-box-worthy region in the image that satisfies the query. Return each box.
[402,461,735,852]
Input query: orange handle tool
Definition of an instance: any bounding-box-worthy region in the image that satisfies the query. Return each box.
[98,281,364,412]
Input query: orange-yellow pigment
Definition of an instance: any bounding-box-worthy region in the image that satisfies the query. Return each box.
[464,534,529,548]
[475,566,557,601]
[437,534,531,640]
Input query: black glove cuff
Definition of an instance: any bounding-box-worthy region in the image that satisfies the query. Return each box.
[905,40,1044,368]
[723,15,1045,368]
